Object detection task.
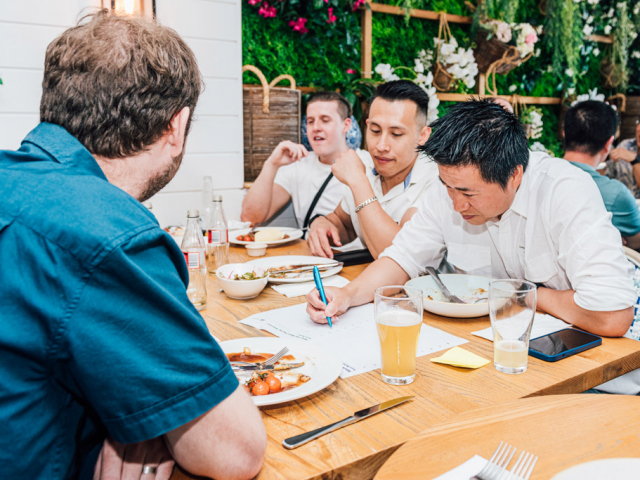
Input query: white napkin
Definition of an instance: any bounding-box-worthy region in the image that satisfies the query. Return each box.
[472,313,571,341]
[431,455,488,480]
[332,237,365,253]
[228,220,251,230]
[271,275,350,298]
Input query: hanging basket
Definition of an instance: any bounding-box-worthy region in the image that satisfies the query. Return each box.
[620,96,639,142]
[242,65,301,182]
[432,13,456,93]
[510,94,532,139]
[601,59,624,90]
[474,29,529,75]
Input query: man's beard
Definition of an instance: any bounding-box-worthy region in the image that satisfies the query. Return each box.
[137,149,185,202]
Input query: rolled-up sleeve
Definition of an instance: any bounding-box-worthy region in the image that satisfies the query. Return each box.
[549,176,637,311]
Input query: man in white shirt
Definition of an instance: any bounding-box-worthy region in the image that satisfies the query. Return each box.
[241,91,370,229]
[307,80,438,259]
[306,100,638,391]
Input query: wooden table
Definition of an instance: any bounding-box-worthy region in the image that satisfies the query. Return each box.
[375,394,640,479]
[173,240,640,480]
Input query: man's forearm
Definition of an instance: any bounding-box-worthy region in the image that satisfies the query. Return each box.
[325,212,356,244]
[632,163,640,190]
[344,257,410,307]
[537,288,633,337]
[241,162,279,224]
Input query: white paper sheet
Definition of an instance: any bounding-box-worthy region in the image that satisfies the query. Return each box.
[471,313,571,342]
[271,275,350,298]
[240,303,468,378]
[331,237,365,252]
[431,455,488,480]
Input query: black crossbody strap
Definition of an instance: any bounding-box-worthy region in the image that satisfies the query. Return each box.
[303,172,334,231]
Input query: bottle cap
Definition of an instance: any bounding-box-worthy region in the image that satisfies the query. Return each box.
[187,209,200,218]
[212,195,223,202]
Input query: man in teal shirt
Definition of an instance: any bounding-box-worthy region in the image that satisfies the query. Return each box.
[564,100,640,249]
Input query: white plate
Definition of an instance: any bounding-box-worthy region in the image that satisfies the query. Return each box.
[220,337,342,407]
[406,274,493,318]
[245,255,343,284]
[229,227,303,246]
[550,458,640,480]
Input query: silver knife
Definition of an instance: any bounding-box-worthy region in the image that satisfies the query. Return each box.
[282,395,414,449]
[232,362,305,372]
[425,266,466,304]
[269,262,343,275]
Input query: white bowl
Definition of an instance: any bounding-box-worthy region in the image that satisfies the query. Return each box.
[406,274,493,318]
[216,263,269,299]
[245,242,267,257]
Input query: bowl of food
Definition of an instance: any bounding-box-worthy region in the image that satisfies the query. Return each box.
[245,242,268,257]
[216,263,269,299]
[405,274,493,318]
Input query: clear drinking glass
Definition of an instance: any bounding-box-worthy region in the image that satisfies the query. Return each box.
[489,280,537,374]
[375,286,423,385]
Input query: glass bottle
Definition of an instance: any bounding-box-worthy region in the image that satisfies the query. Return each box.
[206,195,229,275]
[201,176,214,231]
[181,210,207,310]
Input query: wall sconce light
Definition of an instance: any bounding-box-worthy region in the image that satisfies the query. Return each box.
[103,0,156,18]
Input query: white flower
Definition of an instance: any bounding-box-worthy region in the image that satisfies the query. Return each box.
[583,25,593,36]
[565,68,574,77]
[604,25,612,35]
[632,31,638,40]
[534,48,541,57]
[587,0,599,4]
[530,141,549,153]
[375,63,394,81]
[632,51,640,59]
[568,87,576,95]
[414,59,424,73]
[607,8,614,16]
[570,88,605,106]
[586,15,594,24]
[509,84,517,92]
[593,47,600,57]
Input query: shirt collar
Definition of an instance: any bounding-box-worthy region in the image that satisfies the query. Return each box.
[371,165,414,190]
[568,160,596,173]
[508,169,532,219]
[21,123,107,181]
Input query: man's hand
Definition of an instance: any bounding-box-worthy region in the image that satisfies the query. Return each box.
[266,141,309,168]
[94,437,175,480]
[306,286,352,324]
[609,148,637,163]
[331,149,367,187]
[307,216,342,258]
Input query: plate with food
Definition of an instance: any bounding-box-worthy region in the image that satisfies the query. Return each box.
[244,255,343,284]
[405,274,493,318]
[220,337,342,406]
[230,227,303,246]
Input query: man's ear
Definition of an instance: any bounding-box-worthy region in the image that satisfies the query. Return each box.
[417,125,431,146]
[167,107,190,157]
[511,164,524,188]
[342,116,352,134]
[604,135,615,153]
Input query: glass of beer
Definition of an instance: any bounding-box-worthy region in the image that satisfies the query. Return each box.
[489,280,537,374]
[375,286,423,385]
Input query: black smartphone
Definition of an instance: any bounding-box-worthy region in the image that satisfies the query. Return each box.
[529,329,602,362]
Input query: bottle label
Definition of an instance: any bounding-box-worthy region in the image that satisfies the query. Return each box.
[208,229,228,244]
[183,252,200,269]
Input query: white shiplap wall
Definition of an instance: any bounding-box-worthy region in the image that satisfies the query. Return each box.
[0,0,245,226]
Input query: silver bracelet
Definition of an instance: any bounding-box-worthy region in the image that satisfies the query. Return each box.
[355,196,378,213]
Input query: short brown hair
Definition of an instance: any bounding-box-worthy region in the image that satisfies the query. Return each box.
[40,9,203,158]
[307,91,352,120]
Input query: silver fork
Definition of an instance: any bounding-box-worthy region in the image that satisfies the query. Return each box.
[230,347,289,367]
[471,441,515,480]
[507,450,538,480]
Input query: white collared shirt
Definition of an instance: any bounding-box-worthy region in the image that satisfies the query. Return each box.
[381,151,637,312]
[274,149,372,228]
[340,154,439,246]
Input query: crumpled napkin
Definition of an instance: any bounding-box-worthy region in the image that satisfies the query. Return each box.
[430,347,490,369]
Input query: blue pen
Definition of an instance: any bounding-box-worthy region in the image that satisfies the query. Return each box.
[312,266,333,327]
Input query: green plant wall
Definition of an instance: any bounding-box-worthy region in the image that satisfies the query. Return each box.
[243,0,640,157]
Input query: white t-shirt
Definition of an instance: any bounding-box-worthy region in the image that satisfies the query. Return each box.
[380,151,638,394]
[340,154,439,247]
[273,150,372,228]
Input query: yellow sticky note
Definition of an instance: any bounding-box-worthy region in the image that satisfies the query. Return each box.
[430,347,490,369]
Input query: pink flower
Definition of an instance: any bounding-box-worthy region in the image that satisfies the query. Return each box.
[289,17,308,34]
[327,7,337,23]
[248,0,260,5]
[525,32,538,45]
[346,69,356,74]
[353,0,366,10]
[258,1,276,18]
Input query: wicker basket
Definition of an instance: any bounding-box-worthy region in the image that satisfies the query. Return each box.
[432,13,456,92]
[475,29,522,75]
[620,96,639,142]
[601,59,624,90]
[243,66,301,182]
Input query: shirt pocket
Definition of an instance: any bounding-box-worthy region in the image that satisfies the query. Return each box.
[447,242,491,274]
[524,253,557,283]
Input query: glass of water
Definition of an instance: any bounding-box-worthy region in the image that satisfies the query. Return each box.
[489,280,536,374]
